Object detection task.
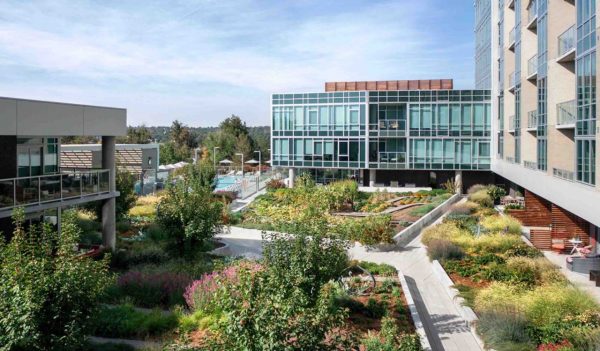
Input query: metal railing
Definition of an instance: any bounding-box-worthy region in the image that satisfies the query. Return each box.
[527,110,538,129]
[377,119,406,131]
[553,168,575,181]
[509,27,516,47]
[508,72,516,89]
[524,160,538,170]
[0,169,111,210]
[527,0,537,23]
[379,152,406,164]
[506,156,516,163]
[528,54,537,77]
[557,100,576,126]
[558,25,576,57]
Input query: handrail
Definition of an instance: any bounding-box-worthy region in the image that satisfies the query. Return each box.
[378,152,406,164]
[0,169,111,210]
[553,168,575,181]
[557,100,576,125]
[509,27,516,46]
[558,25,576,57]
[509,115,516,130]
[524,160,537,170]
[528,55,537,77]
[527,110,538,129]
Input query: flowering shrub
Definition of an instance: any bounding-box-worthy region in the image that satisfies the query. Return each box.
[184,261,261,311]
[115,271,192,308]
[537,340,575,351]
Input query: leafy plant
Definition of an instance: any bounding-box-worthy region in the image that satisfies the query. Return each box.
[427,239,465,262]
[0,209,113,350]
[487,185,507,203]
[91,304,178,339]
[468,189,494,208]
[108,270,191,308]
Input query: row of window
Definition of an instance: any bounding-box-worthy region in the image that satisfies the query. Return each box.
[17,138,59,178]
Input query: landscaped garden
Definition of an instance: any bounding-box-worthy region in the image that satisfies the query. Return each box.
[0,165,426,350]
[422,184,600,351]
[238,174,453,245]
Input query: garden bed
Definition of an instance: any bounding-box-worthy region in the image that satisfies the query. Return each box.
[421,184,600,351]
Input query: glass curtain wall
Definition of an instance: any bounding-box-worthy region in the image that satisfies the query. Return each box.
[514,0,522,164]
[537,0,548,171]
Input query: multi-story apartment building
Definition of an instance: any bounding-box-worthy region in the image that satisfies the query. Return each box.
[475,0,493,89]
[0,97,126,249]
[271,80,494,189]
[491,0,600,249]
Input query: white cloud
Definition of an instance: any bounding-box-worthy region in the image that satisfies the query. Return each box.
[0,0,475,125]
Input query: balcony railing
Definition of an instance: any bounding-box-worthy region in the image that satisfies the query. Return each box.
[373,119,407,137]
[0,170,111,211]
[524,160,538,170]
[379,152,406,165]
[509,115,516,132]
[556,99,576,126]
[527,0,538,25]
[508,71,516,91]
[527,54,537,78]
[509,27,516,49]
[527,110,538,130]
[558,25,576,58]
[506,156,516,163]
[553,168,575,182]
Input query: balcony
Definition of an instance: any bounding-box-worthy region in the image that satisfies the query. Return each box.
[508,72,516,93]
[556,100,576,129]
[527,0,538,30]
[524,160,538,170]
[527,54,538,81]
[508,115,516,133]
[508,27,516,51]
[375,119,406,137]
[506,156,516,163]
[553,167,575,182]
[508,0,515,9]
[0,169,111,216]
[527,110,538,132]
[377,152,407,169]
[557,25,576,63]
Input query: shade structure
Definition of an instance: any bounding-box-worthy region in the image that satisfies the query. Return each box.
[245,159,259,164]
[219,159,233,164]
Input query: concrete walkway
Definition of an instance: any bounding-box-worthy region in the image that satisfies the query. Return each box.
[348,235,482,351]
[217,226,482,351]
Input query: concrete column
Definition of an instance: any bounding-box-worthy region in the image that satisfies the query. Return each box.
[455,170,463,195]
[288,168,295,188]
[101,136,116,250]
[369,169,376,187]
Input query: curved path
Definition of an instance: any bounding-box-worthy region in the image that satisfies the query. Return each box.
[215,225,483,351]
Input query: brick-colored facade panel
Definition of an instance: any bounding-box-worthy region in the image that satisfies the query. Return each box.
[324,79,454,91]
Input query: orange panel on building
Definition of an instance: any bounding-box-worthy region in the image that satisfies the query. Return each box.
[324,79,454,92]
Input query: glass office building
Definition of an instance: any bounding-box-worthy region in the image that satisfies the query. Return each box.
[271,86,492,186]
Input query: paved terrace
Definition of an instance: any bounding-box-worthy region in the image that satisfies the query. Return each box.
[216,225,483,351]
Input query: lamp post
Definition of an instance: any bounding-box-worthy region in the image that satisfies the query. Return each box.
[213,147,220,170]
[235,153,244,177]
[254,150,261,177]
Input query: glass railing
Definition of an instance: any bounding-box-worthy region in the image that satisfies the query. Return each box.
[524,160,538,170]
[527,0,537,23]
[509,115,516,131]
[509,27,516,47]
[509,72,516,89]
[506,156,516,163]
[527,110,538,129]
[372,120,407,136]
[528,54,537,77]
[558,25,576,57]
[378,152,406,164]
[553,168,575,181]
[0,169,110,210]
[557,100,576,126]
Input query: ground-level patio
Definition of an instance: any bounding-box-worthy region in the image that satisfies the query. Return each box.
[541,249,600,303]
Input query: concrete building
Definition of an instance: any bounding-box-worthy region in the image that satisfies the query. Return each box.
[271,80,494,190]
[491,0,600,250]
[0,97,126,249]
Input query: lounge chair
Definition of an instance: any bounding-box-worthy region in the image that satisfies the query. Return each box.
[567,255,600,274]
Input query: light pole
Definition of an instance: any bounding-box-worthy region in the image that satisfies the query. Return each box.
[235,153,244,177]
[254,150,261,177]
[213,147,220,171]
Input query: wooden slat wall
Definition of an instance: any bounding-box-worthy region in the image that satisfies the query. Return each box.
[530,228,552,250]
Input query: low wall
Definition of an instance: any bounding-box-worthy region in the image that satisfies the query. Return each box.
[397,270,432,351]
[358,186,431,193]
[393,194,460,247]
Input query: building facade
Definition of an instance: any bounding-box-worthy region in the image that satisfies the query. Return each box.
[271,80,493,189]
[475,0,493,89]
[0,97,126,248]
[491,0,600,246]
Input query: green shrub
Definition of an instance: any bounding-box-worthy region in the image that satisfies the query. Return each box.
[363,317,422,351]
[353,261,397,277]
[91,304,178,339]
[110,243,170,270]
[336,215,395,245]
[467,184,487,195]
[487,185,507,203]
[145,223,169,242]
[0,209,113,350]
[505,244,544,258]
[481,215,522,235]
[477,308,535,351]
[469,189,494,208]
[366,298,388,318]
[410,204,436,217]
[427,239,465,262]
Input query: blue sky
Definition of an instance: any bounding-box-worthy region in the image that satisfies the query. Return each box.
[0,0,476,127]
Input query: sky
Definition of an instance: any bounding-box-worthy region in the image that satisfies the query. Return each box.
[0,0,476,127]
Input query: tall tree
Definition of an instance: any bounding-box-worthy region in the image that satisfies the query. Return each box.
[219,115,249,139]
[117,125,152,144]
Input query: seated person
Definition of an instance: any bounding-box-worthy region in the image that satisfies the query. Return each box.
[576,244,593,256]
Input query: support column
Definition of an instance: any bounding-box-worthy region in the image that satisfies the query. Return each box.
[369,169,376,187]
[455,170,463,195]
[288,168,295,188]
[102,136,116,250]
